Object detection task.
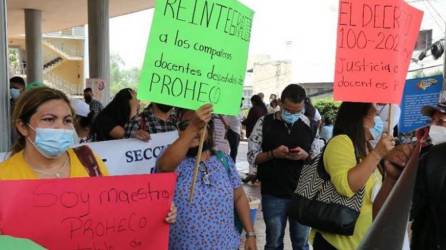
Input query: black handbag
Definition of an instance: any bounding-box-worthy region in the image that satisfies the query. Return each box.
[288,146,364,236]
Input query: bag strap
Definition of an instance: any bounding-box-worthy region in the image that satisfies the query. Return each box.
[318,139,365,197]
[73,145,102,177]
[215,151,231,177]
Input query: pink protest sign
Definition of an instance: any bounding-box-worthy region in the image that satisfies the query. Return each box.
[334,0,423,104]
[0,173,177,250]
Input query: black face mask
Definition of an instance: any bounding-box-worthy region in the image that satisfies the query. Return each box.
[84,95,92,103]
[156,104,173,113]
[186,141,212,157]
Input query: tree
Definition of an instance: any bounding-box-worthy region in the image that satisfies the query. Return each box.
[8,48,20,74]
[314,98,340,124]
[110,53,140,95]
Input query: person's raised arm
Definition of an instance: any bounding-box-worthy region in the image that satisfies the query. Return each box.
[157,104,213,172]
[347,134,395,193]
[109,125,125,139]
[372,144,414,218]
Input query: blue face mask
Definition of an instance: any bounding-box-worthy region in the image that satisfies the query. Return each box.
[281,110,304,124]
[10,88,21,100]
[370,116,384,140]
[29,127,75,158]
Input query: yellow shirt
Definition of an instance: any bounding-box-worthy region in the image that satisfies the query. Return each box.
[311,135,382,250]
[0,148,109,180]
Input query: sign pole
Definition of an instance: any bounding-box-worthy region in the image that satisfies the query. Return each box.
[189,127,207,202]
[387,104,393,135]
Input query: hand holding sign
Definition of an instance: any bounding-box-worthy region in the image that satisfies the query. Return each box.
[334,0,423,104]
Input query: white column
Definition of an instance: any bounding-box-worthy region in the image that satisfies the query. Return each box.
[0,0,10,152]
[88,0,110,104]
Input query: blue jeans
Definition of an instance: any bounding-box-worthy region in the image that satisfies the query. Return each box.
[262,195,310,250]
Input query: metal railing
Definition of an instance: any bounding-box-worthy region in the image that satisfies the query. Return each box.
[43,72,83,95]
[44,39,83,58]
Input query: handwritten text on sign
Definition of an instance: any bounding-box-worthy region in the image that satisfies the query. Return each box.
[138,0,254,115]
[0,174,176,250]
[334,0,423,104]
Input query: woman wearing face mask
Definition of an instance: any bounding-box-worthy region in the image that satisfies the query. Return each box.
[312,102,402,250]
[157,104,257,250]
[0,87,177,240]
[0,87,109,179]
[90,88,139,141]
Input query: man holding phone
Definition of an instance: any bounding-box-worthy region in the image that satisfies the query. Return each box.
[248,84,318,250]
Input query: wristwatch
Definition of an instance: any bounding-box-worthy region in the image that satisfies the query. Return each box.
[246,231,256,238]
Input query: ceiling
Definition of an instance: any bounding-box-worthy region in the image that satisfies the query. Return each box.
[7,0,154,37]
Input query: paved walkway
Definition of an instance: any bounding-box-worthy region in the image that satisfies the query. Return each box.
[236,141,293,250]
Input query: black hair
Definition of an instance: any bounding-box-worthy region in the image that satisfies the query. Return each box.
[10,76,25,87]
[251,95,267,114]
[281,84,306,104]
[324,116,333,126]
[304,97,316,121]
[251,95,263,106]
[270,99,279,108]
[333,102,374,159]
[78,111,95,129]
[84,87,93,93]
[176,108,215,151]
[94,88,133,126]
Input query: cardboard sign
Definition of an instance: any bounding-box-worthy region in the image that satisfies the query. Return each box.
[0,173,177,250]
[358,144,421,249]
[137,0,254,115]
[85,131,178,176]
[86,78,106,101]
[399,75,443,133]
[334,0,423,103]
[0,236,45,250]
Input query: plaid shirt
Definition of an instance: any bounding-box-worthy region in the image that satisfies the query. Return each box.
[124,106,178,138]
[89,99,103,115]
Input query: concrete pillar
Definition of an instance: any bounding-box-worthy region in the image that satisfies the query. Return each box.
[24,9,43,83]
[88,0,110,104]
[0,0,10,152]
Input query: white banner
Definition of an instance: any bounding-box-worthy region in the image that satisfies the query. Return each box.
[0,131,179,176]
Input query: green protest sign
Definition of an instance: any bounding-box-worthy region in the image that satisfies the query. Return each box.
[0,236,46,250]
[138,0,254,115]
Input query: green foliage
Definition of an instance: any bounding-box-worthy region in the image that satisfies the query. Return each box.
[8,48,19,71]
[314,98,340,124]
[110,53,140,95]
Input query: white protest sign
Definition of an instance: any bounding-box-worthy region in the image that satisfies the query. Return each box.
[86,78,106,101]
[0,131,178,176]
[81,131,178,175]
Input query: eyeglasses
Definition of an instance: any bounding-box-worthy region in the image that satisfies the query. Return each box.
[199,162,211,186]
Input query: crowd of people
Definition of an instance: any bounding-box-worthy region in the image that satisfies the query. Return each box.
[2,76,446,250]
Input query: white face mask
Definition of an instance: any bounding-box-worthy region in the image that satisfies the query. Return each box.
[429,125,446,145]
